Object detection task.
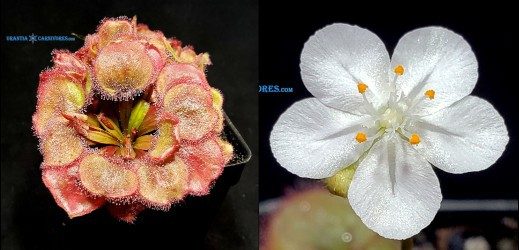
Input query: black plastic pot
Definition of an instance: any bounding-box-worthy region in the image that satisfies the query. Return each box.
[42,113,251,250]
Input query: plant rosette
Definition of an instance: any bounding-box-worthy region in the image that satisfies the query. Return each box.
[33,17,233,222]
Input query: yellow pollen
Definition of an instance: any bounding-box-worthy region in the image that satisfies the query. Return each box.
[355,132,367,143]
[425,89,435,99]
[409,134,421,145]
[357,82,368,94]
[394,65,405,75]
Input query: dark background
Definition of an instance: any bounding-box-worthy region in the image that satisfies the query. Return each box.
[259,3,518,201]
[1,0,258,249]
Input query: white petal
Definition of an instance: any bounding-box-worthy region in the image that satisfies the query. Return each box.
[270,98,370,179]
[414,96,508,173]
[348,137,442,239]
[301,23,390,113]
[391,27,478,116]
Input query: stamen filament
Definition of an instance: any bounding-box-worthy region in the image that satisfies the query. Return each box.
[356,82,377,115]
[348,128,386,168]
[405,89,436,115]
[389,65,405,95]
[396,128,409,141]
[361,93,378,114]
[396,128,421,145]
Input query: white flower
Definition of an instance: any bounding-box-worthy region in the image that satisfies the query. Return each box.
[269,24,509,240]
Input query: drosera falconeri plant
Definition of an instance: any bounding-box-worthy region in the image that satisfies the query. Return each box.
[270,24,509,239]
[33,16,233,222]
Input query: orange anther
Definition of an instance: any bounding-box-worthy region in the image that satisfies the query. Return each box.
[409,134,421,145]
[357,82,368,94]
[355,132,367,143]
[425,89,435,100]
[394,65,405,76]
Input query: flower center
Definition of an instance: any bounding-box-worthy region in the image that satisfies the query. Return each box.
[353,65,427,145]
[63,96,158,159]
[378,108,404,131]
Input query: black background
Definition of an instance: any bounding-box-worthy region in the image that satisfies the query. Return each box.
[3,1,519,249]
[1,0,258,249]
[259,3,518,202]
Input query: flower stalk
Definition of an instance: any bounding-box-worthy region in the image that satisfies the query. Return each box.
[401,238,413,250]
